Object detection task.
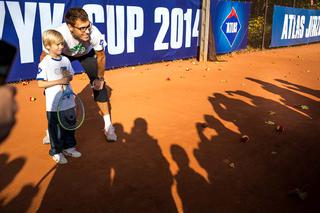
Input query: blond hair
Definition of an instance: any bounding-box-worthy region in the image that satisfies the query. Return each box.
[42,29,64,50]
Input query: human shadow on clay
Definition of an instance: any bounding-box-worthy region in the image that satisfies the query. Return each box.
[37,84,177,212]
[275,79,320,99]
[194,80,320,212]
[0,153,39,212]
[171,144,214,213]
[247,77,320,119]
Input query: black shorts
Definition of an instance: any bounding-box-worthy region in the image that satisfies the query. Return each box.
[64,49,109,102]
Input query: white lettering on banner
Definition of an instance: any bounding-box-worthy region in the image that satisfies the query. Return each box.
[83,4,106,43]
[39,3,64,33]
[154,7,169,50]
[318,16,320,36]
[184,9,192,48]
[0,1,5,39]
[127,6,144,53]
[2,2,201,64]
[106,5,125,55]
[154,7,200,50]
[281,15,288,39]
[192,9,200,46]
[281,14,305,40]
[171,8,183,49]
[295,16,306,38]
[306,16,320,38]
[83,4,105,23]
[39,3,64,52]
[288,15,294,38]
[6,1,36,63]
[226,22,238,33]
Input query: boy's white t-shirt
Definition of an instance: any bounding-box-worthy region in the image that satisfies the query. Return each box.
[55,23,106,57]
[36,55,75,112]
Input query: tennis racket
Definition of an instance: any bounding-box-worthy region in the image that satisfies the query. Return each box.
[57,85,85,130]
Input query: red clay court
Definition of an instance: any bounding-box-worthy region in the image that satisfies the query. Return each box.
[1,44,320,212]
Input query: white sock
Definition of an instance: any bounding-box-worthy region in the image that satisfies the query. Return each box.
[103,114,112,130]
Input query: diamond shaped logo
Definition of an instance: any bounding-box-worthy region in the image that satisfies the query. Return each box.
[221,7,241,47]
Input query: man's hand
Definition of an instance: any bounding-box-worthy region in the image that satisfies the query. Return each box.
[0,86,18,143]
[61,76,72,85]
[62,70,73,83]
[92,78,104,90]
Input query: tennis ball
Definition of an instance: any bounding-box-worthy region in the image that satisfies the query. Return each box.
[29,96,36,101]
[240,135,249,143]
[276,125,284,132]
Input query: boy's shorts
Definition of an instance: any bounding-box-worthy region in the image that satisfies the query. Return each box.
[64,50,109,102]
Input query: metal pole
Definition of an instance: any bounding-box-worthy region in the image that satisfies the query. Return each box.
[293,0,296,7]
[262,0,269,49]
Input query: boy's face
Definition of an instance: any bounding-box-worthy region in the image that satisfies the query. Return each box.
[47,40,64,56]
[68,19,91,42]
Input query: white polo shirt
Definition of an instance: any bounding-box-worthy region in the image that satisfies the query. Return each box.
[56,23,106,57]
[36,55,75,112]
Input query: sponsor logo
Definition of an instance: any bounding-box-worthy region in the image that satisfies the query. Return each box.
[70,43,86,54]
[221,7,241,47]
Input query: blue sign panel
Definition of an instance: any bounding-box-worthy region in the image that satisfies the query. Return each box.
[1,0,202,82]
[212,1,251,54]
[271,5,320,47]
[1,0,249,82]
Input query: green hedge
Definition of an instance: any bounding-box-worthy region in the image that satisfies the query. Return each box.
[248,16,272,48]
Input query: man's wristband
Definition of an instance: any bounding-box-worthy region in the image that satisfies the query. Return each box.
[97,77,104,81]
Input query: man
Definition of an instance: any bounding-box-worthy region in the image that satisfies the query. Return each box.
[41,8,117,142]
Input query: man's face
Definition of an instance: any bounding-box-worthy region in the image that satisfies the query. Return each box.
[68,19,91,42]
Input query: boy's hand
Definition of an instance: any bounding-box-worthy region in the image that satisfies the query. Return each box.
[62,70,71,78]
[61,76,71,85]
[62,70,73,84]
[92,78,104,90]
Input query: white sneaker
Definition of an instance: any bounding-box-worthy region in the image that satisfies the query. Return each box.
[63,148,82,158]
[105,125,117,142]
[52,153,68,164]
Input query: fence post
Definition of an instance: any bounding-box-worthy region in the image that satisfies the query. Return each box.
[262,0,269,49]
[199,0,211,61]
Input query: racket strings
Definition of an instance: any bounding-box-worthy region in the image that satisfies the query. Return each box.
[57,93,85,130]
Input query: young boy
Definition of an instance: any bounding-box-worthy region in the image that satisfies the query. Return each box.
[37,29,81,164]
[41,8,117,144]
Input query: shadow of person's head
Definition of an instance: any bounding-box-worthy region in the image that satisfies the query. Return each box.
[132,117,148,134]
[171,145,189,169]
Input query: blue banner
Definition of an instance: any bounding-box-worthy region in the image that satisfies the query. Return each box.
[1,0,249,82]
[271,5,320,47]
[212,1,251,54]
[1,0,203,82]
